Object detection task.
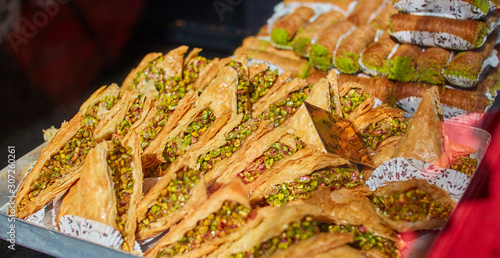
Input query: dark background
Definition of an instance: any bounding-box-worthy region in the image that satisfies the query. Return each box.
[0,0,279,256]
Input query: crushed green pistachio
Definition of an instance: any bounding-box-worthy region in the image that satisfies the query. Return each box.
[341,88,371,118]
[334,52,361,74]
[139,168,202,230]
[139,56,210,149]
[131,56,165,90]
[309,44,333,71]
[225,60,251,122]
[237,137,304,184]
[158,201,253,257]
[324,223,398,257]
[271,28,291,46]
[107,140,134,243]
[114,94,146,139]
[370,188,454,222]
[143,109,216,177]
[360,118,409,149]
[250,69,279,104]
[230,216,398,258]
[27,124,95,202]
[257,167,364,207]
[450,155,478,177]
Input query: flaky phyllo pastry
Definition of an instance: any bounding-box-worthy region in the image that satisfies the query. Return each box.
[191,68,312,185]
[207,71,335,189]
[120,46,215,153]
[369,179,456,232]
[57,133,143,252]
[14,84,121,219]
[144,180,270,258]
[392,87,444,164]
[210,204,355,258]
[249,152,368,208]
[351,105,409,153]
[391,86,479,175]
[270,6,315,47]
[213,190,400,258]
[141,66,241,177]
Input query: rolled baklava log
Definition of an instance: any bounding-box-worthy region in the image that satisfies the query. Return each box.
[338,74,395,104]
[284,0,356,12]
[416,47,452,85]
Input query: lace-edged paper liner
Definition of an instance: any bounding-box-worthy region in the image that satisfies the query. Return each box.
[394,0,493,20]
[365,158,471,201]
[443,50,499,88]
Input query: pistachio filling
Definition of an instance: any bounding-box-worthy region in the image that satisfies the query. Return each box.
[237,138,304,184]
[198,118,260,174]
[140,91,180,149]
[325,223,398,257]
[143,109,216,177]
[259,85,312,128]
[370,188,454,222]
[257,167,364,207]
[310,44,333,71]
[450,155,478,177]
[225,60,251,122]
[87,93,121,119]
[230,216,398,258]
[250,69,279,104]
[158,201,253,257]
[360,118,409,149]
[139,168,202,230]
[341,88,371,118]
[131,56,165,90]
[114,94,146,139]
[107,140,134,248]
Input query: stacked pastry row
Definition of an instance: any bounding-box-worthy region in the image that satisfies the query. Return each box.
[12,45,480,257]
[236,0,500,112]
[386,0,500,88]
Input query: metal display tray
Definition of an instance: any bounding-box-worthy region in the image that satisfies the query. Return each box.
[0,120,492,257]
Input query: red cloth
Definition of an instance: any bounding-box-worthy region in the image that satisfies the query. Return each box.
[428,109,500,257]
